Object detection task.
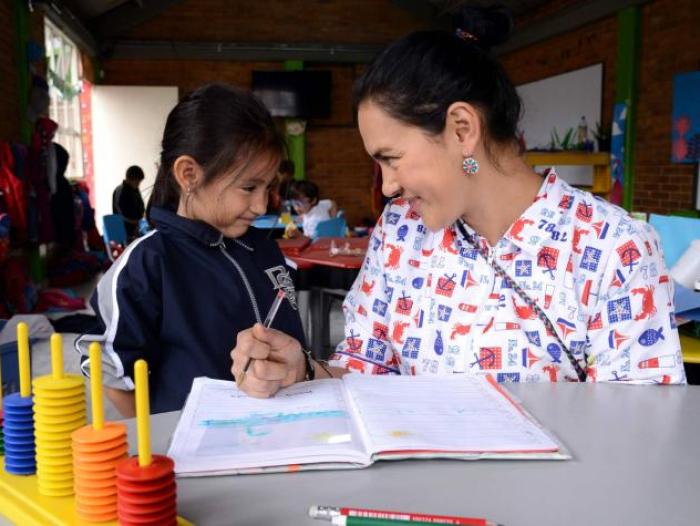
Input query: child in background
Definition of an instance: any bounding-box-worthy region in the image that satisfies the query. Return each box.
[287,180,338,238]
[112,165,146,241]
[76,84,307,415]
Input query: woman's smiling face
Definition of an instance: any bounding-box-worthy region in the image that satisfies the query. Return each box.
[357,100,468,231]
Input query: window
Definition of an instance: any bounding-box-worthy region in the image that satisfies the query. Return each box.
[44,19,84,179]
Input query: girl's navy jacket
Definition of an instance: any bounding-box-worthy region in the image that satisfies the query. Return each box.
[76,207,306,413]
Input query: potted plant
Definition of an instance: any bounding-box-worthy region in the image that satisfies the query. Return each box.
[593,122,611,152]
[549,127,575,151]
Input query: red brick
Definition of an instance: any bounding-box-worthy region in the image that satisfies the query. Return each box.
[3,0,696,220]
[0,0,20,142]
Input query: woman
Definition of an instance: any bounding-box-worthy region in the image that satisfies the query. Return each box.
[231,6,685,395]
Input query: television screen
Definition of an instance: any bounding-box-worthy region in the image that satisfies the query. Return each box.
[252,70,332,118]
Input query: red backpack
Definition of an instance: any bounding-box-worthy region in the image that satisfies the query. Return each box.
[0,142,27,235]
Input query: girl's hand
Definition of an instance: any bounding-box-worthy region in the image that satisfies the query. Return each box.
[230,323,306,398]
[284,222,300,238]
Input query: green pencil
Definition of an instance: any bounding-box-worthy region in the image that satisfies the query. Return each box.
[331,517,498,526]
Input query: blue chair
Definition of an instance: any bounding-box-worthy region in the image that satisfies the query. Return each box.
[315,216,347,239]
[138,217,152,236]
[649,213,700,268]
[252,214,283,230]
[102,214,128,261]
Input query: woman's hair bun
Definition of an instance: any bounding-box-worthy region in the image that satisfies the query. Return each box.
[452,4,514,51]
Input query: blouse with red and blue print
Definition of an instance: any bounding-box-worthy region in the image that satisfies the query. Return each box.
[329,170,686,384]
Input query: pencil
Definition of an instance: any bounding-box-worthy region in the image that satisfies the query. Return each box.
[390,347,413,376]
[331,518,495,526]
[310,505,497,526]
[237,290,286,386]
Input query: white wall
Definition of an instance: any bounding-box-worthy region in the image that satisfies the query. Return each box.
[92,86,178,230]
[517,64,603,186]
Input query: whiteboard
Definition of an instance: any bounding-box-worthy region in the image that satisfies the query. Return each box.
[92,85,178,229]
[517,64,603,186]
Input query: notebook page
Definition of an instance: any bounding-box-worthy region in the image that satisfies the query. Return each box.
[342,374,559,455]
[168,377,370,474]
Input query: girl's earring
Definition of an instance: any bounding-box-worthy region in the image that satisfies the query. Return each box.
[462,155,479,176]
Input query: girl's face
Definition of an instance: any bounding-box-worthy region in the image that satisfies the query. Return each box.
[291,197,313,215]
[186,153,278,238]
[357,100,469,231]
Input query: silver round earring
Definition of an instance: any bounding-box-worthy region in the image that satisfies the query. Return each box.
[462,155,479,176]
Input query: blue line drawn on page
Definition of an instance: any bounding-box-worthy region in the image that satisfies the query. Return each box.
[200,410,349,437]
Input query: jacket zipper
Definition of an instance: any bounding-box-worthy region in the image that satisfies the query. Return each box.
[215,239,262,324]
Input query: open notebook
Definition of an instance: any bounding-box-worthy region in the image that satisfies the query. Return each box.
[168,375,568,476]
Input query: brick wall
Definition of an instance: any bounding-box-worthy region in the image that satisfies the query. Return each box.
[504,0,700,213]
[633,0,699,213]
[101,0,430,226]
[100,0,700,223]
[123,0,427,44]
[0,0,20,142]
[2,0,699,219]
[102,58,374,225]
[501,16,618,136]
[1,3,45,144]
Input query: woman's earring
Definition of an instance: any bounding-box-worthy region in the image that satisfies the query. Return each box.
[462,155,479,176]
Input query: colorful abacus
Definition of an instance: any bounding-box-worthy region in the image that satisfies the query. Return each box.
[0,332,188,525]
[116,359,178,526]
[2,322,36,475]
[72,342,128,522]
[33,333,87,496]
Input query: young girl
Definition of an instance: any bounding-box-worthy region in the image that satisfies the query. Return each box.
[77,84,307,415]
[287,180,338,238]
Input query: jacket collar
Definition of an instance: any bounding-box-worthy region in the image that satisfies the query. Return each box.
[149,207,254,250]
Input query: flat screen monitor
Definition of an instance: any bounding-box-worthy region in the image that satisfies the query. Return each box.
[252,70,332,118]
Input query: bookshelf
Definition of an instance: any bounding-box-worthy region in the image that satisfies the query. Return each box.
[525,151,611,199]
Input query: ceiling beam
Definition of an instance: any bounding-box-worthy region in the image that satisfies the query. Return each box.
[495,0,650,56]
[107,41,385,63]
[36,0,99,56]
[90,0,185,40]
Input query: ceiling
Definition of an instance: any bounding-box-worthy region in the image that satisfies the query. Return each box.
[60,0,129,20]
[37,0,649,61]
[59,0,553,27]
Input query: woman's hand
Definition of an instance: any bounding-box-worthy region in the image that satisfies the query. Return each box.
[230,323,306,398]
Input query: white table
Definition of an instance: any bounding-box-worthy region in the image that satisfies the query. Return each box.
[126,383,700,526]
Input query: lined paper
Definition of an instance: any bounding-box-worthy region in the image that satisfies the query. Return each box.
[343,374,559,455]
[168,378,369,474]
[168,375,564,476]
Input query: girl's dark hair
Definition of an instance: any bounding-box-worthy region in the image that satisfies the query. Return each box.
[278,159,295,177]
[125,165,145,181]
[149,83,285,213]
[289,180,320,204]
[54,143,69,177]
[353,5,520,148]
